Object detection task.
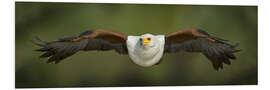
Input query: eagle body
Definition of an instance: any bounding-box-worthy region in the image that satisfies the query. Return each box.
[126,35,165,67]
[34,28,240,70]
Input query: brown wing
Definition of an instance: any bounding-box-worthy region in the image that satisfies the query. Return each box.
[34,30,128,64]
[164,28,240,70]
[165,28,218,43]
[67,30,127,44]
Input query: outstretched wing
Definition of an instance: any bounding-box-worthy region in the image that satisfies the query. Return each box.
[164,28,240,70]
[33,30,128,64]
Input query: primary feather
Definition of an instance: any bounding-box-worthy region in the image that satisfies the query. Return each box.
[34,30,128,64]
[164,28,240,70]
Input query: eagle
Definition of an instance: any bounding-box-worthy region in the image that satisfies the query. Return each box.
[33,28,240,70]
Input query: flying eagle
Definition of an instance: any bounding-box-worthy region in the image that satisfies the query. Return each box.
[33,28,240,70]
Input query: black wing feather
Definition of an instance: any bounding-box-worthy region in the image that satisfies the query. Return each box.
[165,30,240,70]
[33,31,127,64]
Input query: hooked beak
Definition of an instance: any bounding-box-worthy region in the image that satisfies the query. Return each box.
[142,37,151,46]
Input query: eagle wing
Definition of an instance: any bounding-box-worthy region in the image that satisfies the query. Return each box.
[34,30,128,64]
[164,28,240,70]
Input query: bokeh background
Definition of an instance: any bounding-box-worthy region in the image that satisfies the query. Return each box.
[15,2,257,88]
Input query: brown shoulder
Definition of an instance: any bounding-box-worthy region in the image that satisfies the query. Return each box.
[165,28,218,43]
[69,30,127,44]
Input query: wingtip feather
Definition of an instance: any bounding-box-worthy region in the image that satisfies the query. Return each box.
[35,36,48,44]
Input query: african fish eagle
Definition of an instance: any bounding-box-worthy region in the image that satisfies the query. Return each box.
[33,28,240,70]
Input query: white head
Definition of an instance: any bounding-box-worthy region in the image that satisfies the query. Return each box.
[126,34,165,67]
[139,34,157,48]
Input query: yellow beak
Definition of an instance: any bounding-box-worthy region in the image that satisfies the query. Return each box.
[142,38,151,46]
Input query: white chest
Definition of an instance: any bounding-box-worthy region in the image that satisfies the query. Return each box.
[126,35,165,67]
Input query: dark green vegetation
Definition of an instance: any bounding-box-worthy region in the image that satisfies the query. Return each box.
[15,2,257,88]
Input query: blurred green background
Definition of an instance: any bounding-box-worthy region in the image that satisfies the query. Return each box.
[15,2,257,88]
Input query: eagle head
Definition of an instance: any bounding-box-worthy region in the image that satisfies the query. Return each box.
[140,34,156,48]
